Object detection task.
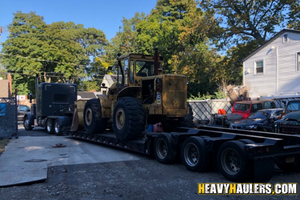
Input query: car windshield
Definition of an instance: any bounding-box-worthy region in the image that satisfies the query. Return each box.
[287,102,300,112]
[234,103,250,111]
[248,111,268,119]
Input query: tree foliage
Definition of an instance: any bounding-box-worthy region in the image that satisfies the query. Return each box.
[199,0,300,89]
[106,0,223,96]
[1,12,107,94]
[2,1,299,97]
[200,0,298,46]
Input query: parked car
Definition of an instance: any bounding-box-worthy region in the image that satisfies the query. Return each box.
[283,100,300,114]
[215,99,276,127]
[229,108,283,132]
[274,111,300,133]
[18,105,30,121]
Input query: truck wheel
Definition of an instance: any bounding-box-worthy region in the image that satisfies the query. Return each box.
[181,136,210,172]
[217,141,251,182]
[46,119,54,134]
[112,97,145,140]
[23,116,33,131]
[275,154,300,172]
[154,133,177,164]
[54,119,62,136]
[84,98,107,134]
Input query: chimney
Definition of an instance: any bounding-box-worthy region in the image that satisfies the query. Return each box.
[7,73,12,97]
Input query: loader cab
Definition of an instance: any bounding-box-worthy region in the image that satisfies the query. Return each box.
[116,52,163,88]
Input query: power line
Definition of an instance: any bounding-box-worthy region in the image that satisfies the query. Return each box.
[0,52,81,67]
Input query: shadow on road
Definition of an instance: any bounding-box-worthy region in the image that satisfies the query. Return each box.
[17,124,48,137]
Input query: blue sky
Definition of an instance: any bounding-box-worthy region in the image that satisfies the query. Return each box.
[0,0,157,44]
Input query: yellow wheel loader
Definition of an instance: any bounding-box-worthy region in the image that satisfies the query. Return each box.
[71,50,193,140]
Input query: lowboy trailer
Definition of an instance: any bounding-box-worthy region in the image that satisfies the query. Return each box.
[67,125,300,183]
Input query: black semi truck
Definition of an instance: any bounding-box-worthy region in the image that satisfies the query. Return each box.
[23,82,77,135]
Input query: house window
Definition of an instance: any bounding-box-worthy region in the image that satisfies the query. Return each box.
[297,52,300,71]
[283,34,288,43]
[255,60,264,74]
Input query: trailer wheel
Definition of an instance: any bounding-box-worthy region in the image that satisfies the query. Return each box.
[275,154,300,172]
[217,141,251,182]
[181,137,210,172]
[54,119,62,136]
[46,119,54,134]
[113,97,145,140]
[23,116,33,131]
[84,98,108,134]
[253,158,274,182]
[154,133,177,164]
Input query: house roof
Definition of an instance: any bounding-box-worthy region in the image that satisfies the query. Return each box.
[242,29,300,62]
[77,91,96,99]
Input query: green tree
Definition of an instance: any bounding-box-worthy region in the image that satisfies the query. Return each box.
[1,12,107,94]
[287,1,300,29]
[199,0,300,91]
[106,12,146,66]
[200,0,298,46]
[105,0,223,96]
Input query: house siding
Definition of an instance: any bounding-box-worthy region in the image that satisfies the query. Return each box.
[244,31,300,98]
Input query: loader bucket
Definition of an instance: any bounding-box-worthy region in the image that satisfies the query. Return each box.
[70,108,80,131]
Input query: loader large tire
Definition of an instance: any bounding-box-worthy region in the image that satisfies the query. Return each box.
[113,97,145,140]
[84,98,107,134]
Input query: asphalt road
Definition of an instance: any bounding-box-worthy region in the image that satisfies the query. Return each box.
[0,126,299,200]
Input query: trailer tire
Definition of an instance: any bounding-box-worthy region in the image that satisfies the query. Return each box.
[253,158,274,182]
[84,98,107,134]
[54,119,63,136]
[154,133,177,164]
[181,136,210,172]
[46,119,55,134]
[113,97,145,140]
[217,141,251,182]
[275,154,300,172]
[23,116,33,131]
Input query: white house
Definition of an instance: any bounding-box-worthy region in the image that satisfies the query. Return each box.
[243,29,300,99]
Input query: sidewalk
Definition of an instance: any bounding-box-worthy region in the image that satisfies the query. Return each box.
[0,136,141,186]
